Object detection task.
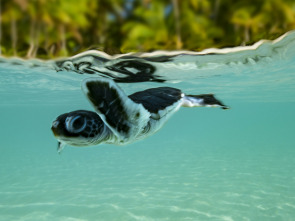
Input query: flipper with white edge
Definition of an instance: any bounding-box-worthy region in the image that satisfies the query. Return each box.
[82,78,151,142]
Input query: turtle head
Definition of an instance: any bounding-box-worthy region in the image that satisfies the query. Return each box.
[51,110,105,149]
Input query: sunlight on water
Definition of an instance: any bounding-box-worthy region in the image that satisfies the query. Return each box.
[0,32,295,221]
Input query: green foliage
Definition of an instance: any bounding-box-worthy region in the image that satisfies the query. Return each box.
[121,1,170,52]
[0,0,295,58]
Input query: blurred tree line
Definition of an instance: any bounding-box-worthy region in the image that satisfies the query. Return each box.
[1,0,295,58]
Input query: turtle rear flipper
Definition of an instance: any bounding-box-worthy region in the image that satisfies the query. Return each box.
[183,94,229,109]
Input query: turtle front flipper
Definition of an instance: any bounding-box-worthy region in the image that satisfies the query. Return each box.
[82,78,151,142]
[57,141,66,154]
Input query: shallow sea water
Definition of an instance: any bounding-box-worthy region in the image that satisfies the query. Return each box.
[1,32,295,221]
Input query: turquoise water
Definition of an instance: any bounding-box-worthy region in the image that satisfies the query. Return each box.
[1,32,295,220]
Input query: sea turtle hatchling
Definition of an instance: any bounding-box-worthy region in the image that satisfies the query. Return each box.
[51,78,229,153]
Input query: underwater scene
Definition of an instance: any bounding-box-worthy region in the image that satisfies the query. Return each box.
[1,31,295,221]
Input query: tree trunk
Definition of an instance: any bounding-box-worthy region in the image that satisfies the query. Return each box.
[11,17,17,56]
[244,26,250,45]
[26,19,36,58]
[172,0,182,49]
[212,0,220,23]
[32,21,41,57]
[60,24,67,56]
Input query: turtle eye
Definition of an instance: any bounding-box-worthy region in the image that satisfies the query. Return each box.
[65,115,87,133]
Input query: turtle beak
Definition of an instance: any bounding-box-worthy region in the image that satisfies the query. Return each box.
[51,120,59,137]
